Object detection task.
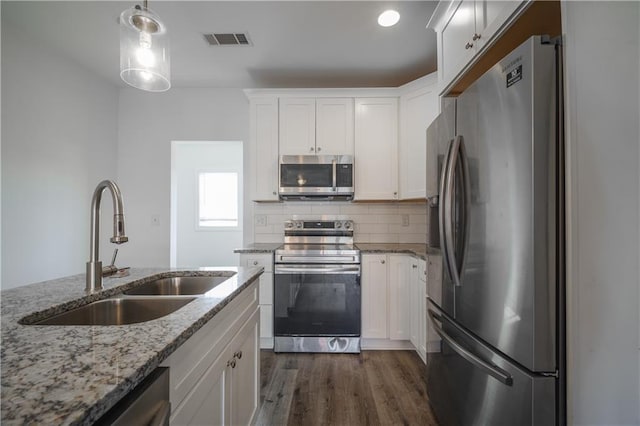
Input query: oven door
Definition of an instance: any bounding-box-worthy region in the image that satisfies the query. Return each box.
[274,264,361,337]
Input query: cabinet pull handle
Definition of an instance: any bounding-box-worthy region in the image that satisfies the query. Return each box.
[465,42,474,50]
[227,359,236,368]
[412,264,418,269]
[472,33,481,41]
[234,350,243,359]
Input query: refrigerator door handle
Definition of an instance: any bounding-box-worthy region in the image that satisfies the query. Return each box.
[428,308,514,386]
[439,139,456,284]
[444,135,471,287]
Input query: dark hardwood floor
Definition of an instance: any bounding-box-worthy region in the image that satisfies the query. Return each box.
[257,350,439,426]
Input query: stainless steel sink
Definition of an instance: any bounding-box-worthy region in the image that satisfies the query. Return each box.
[33,297,196,326]
[124,274,236,296]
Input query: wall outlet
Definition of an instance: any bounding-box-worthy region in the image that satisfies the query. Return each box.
[151,214,161,226]
[256,215,267,226]
[402,214,410,227]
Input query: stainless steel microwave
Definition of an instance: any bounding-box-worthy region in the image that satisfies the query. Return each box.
[279,155,354,200]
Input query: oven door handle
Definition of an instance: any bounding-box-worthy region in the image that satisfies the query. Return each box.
[277,256,359,264]
[275,265,361,274]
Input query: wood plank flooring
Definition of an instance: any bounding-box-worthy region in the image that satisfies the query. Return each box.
[257,350,439,426]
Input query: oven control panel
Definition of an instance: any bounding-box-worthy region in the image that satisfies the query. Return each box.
[284,220,353,231]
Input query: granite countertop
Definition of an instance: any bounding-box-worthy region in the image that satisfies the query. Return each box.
[0,266,263,425]
[355,243,441,260]
[233,243,282,253]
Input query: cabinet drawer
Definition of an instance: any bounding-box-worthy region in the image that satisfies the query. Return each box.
[241,254,273,272]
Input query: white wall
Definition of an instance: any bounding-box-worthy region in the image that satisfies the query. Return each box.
[563,2,640,424]
[172,141,243,267]
[117,88,250,267]
[253,202,427,244]
[1,20,118,289]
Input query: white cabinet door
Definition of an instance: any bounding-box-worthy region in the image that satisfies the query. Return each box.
[440,0,477,86]
[410,259,427,363]
[170,347,230,426]
[279,98,316,156]
[316,98,354,155]
[474,1,522,51]
[361,254,389,339]
[388,255,411,340]
[240,254,274,348]
[399,80,439,199]
[354,98,399,200]
[250,97,279,201]
[229,309,260,426]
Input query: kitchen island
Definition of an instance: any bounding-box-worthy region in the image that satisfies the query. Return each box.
[0,266,262,425]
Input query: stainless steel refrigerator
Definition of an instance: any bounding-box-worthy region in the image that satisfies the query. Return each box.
[425,36,565,426]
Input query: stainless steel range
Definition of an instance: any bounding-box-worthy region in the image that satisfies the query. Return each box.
[273,219,361,353]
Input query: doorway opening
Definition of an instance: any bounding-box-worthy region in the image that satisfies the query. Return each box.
[170,141,243,268]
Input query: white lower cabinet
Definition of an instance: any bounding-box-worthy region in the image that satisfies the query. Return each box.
[410,259,427,364]
[240,253,274,349]
[361,254,389,339]
[162,281,260,426]
[361,253,412,349]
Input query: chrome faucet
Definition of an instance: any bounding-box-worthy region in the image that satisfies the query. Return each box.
[86,180,128,292]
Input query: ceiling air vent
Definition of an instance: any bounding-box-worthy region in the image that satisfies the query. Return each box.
[204,33,252,46]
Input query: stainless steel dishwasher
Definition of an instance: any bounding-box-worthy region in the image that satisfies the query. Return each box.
[95,367,170,426]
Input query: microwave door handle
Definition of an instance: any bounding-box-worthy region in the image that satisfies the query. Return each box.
[332,159,337,192]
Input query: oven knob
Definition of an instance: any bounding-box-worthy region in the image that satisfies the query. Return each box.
[285,222,293,229]
[336,222,342,228]
[344,222,352,230]
[296,222,302,229]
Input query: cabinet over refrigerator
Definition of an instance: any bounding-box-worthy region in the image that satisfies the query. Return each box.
[425,35,565,426]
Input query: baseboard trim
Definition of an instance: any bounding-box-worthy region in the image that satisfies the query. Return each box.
[361,339,415,350]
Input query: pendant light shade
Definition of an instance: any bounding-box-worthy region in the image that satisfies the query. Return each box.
[120,4,170,92]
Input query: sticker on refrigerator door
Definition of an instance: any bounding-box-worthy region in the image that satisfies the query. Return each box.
[506,65,523,88]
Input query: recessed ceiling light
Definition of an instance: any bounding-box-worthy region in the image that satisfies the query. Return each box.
[378,10,400,27]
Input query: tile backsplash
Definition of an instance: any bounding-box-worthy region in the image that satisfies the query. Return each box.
[252,201,428,244]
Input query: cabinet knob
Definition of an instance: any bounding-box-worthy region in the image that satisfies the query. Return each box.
[273,191,277,195]
[472,33,481,41]
[253,261,259,266]
[412,264,418,269]
[465,42,474,50]
[310,147,315,152]
[227,359,236,369]
[234,350,243,359]
[317,146,322,152]
[381,259,386,264]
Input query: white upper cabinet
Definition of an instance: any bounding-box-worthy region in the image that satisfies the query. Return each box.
[435,0,523,89]
[354,98,399,200]
[249,97,279,201]
[279,98,316,156]
[315,98,354,155]
[279,97,354,156]
[399,76,439,199]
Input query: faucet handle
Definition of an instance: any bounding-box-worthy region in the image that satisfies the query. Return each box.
[102,248,120,277]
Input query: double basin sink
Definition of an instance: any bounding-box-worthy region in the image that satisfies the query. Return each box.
[30,274,237,326]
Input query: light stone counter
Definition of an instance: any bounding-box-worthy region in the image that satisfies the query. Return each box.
[0,266,262,425]
[355,243,440,260]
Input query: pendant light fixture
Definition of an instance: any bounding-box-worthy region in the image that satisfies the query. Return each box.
[120,0,170,92]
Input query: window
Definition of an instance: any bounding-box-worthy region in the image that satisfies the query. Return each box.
[198,172,238,228]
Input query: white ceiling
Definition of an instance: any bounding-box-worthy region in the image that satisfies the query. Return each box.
[2,1,439,89]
